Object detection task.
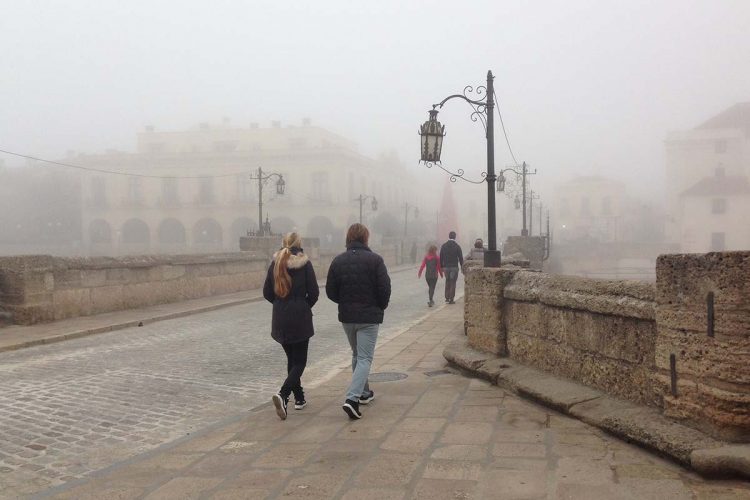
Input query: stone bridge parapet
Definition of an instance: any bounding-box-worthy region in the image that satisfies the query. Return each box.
[464,251,750,442]
[0,253,269,325]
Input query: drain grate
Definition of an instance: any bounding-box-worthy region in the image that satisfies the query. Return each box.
[369,372,408,382]
[424,369,452,377]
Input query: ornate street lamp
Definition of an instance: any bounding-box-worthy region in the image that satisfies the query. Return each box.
[419,109,446,163]
[249,167,285,236]
[419,70,500,267]
[356,194,378,223]
[496,171,506,192]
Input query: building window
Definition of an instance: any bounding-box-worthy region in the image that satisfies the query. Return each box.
[128,177,143,205]
[161,178,179,206]
[237,175,253,203]
[91,177,106,208]
[213,141,237,152]
[711,232,725,251]
[711,198,727,214]
[715,164,726,177]
[715,140,727,153]
[601,196,612,216]
[311,172,330,202]
[289,137,307,149]
[580,197,591,216]
[199,178,215,204]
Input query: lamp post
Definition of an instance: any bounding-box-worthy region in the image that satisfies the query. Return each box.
[403,203,419,237]
[419,70,501,267]
[248,167,285,237]
[496,161,536,236]
[356,194,378,223]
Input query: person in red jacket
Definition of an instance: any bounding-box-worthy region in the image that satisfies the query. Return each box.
[417,245,444,307]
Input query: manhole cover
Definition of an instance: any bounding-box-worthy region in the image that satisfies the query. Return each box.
[369,372,408,382]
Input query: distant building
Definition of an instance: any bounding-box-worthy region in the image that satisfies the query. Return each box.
[665,103,750,251]
[73,120,421,256]
[552,176,627,244]
[679,171,750,252]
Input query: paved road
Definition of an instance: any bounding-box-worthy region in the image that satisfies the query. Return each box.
[0,267,464,497]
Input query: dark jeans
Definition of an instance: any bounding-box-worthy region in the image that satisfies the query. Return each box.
[426,277,437,302]
[280,339,309,400]
[444,267,459,301]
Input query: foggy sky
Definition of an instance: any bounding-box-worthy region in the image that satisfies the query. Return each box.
[2,0,749,201]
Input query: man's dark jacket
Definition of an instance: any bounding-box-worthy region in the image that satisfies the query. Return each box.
[326,242,391,324]
[440,239,464,268]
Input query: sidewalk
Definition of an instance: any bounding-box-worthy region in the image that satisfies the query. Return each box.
[0,264,417,353]
[35,302,749,500]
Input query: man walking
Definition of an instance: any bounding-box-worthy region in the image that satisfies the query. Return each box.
[440,231,463,304]
[326,223,391,420]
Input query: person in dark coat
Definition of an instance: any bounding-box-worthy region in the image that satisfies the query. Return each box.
[439,231,463,304]
[326,223,391,420]
[263,232,319,420]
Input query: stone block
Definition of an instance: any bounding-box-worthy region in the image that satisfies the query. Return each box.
[80,269,107,288]
[90,285,125,314]
[52,288,91,320]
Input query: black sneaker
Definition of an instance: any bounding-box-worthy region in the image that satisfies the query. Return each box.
[294,399,307,410]
[359,390,375,405]
[342,399,362,419]
[272,393,287,420]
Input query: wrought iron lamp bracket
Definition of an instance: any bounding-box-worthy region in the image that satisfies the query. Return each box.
[423,161,487,185]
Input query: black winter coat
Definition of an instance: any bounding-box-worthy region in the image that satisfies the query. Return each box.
[263,249,319,344]
[440,239,464,268]
[326,242,391,324]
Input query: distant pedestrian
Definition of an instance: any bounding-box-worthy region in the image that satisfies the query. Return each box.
[263,232,319,420]
[326,223,391,420]
[418,245,443,307]
[410,242,418,264]
[439,231,463,304]
[466,238,485,261]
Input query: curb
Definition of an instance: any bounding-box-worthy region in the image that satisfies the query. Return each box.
[443,339,750,480]
[0,295,265,354]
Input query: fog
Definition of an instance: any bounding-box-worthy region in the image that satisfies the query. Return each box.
[1,1,749,274]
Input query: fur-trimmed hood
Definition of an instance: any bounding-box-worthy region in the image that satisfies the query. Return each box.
[272,250,309,270]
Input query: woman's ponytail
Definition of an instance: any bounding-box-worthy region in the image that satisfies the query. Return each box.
[273,232,302,298]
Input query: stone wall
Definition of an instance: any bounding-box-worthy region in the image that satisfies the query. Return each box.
[464,251,750,442]
[655,252,750,442]
[0,253,269,325]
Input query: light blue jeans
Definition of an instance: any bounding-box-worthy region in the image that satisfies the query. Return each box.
[342,323,379,402]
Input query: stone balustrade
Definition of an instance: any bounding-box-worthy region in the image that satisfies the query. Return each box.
[464,251,750,442]
[0,253,269,325]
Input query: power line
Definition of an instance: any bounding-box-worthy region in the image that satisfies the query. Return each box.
[493,90,520,166]
[0,149,258,179]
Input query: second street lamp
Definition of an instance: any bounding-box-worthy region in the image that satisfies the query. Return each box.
[356,194,378,223]
[249,167,285,236]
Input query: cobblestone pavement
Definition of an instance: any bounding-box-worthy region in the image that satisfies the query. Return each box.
[37,303,750,500]
[0,266,462,498]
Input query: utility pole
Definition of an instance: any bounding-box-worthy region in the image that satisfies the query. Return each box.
[257,166,263,236]
[359,194,364,223]
[404,203,409,237]
[527,189,540,236]
[521,162,528,236]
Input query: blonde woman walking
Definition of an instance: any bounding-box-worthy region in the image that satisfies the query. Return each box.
[263,233,319,420]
